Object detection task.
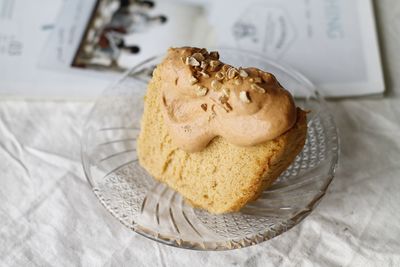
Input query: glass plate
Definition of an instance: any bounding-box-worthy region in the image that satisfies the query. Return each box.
[81,48,339,250]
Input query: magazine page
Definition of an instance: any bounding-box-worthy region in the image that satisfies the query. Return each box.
[0,0,114,98]
[207,0,384,97]
[1,0,384,98]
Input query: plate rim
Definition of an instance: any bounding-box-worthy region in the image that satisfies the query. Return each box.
[81,48,339,250]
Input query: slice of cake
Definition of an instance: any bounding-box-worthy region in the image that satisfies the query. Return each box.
[137,47,307,214]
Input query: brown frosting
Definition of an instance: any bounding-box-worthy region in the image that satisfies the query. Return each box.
[156,47,297,153]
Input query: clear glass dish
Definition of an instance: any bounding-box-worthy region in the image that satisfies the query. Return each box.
[81,48,339,250]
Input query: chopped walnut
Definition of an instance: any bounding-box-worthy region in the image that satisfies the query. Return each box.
[189,76,198,85]
[209,51,220,60]
[199,71,210,78]
[211,80,221,90]
[192,52,205,62]
[218,94,232,112]
[222,65,230,72]
[251,83,266,93]
[239,69,248,78]
[199,48,208,55]
[224,102,233,112]
[253,77,262,83]
[261,72,273,83]
[195,86,208,96]
[215,72,225,80]
[239,91,251,103]
[219,94,229,104]
[227,67,239,79]
[234,79,242,85]
[185,56,200,66]
[222,88,230,97]
[209,60,220,68]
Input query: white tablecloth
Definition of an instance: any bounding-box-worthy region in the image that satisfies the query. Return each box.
[1,1,400,266]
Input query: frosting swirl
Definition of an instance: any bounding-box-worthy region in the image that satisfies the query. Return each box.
[156,47,297,152]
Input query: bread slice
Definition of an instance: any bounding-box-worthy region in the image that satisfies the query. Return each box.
[137,67,307,214]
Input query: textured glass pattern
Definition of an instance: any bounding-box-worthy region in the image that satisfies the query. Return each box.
[81,49,339,250]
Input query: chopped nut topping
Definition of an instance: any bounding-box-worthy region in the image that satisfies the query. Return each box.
[251,83,266,93]
[211,80,221,90]
[200,61,208,69]
[185,56,200,66]
[209,51,219,59]
[222,88,230,96]
[261,72,273,83]
[199,48,208,55]
[189,76,198,85]
[215,72,225,80]
[224,102,233,112]
[192,52,205,61]
[219,95,232,112]
[234,79,242,85]
[219,95,229,104]
[209,60,220,68]
[195,86,208,96]
[239,69,248,78]
[199,71,210,78]
[254,77,262,83]
[201,103,207,111]
[248,78,254,83]
[222,65,230,72]
[227,67,239,79]
[239,91,251,103]
[185,56,190,65]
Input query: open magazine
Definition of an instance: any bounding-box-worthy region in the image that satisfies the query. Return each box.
[0,0,384,98]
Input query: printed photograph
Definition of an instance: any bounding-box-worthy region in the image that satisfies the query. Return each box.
[73,0,201,71]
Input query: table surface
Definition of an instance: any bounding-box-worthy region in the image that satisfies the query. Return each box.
[1,1,400,266]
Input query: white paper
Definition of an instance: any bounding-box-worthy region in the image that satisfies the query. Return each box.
[41,0,204,71]
[0,0,384,98]
[0,0,112,99]
[207,0,384,97]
